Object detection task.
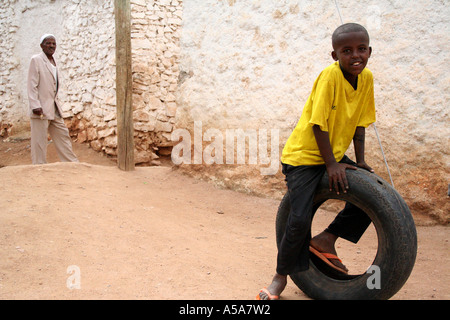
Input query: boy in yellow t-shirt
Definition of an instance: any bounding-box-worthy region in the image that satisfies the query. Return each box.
[258,23,376,300]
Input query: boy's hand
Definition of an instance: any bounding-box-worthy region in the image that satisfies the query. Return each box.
[326,162,357,195]
[356,161,374,173]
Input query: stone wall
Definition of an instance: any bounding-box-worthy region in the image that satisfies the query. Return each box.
[58,0,118,158]
[0,0,20,136]
[128,0,182,163]
[60,0,182,164]
[0,0,182,164]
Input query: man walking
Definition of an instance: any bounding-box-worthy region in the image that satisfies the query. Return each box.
[27,34,78,164]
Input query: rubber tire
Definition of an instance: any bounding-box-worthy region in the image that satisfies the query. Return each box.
[276,168,417,300]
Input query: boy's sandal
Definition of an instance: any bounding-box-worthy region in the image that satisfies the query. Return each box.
[309,246,348,274]
[256,287,280,300]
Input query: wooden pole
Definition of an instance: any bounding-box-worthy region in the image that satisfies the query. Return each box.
[114,0,134,171]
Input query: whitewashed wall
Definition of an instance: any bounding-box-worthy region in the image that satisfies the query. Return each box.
[176,0,449,223]
[0,0,448,222]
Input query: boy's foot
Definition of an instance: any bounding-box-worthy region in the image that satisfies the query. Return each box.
[310,231,348,273]
[256,273,287,300]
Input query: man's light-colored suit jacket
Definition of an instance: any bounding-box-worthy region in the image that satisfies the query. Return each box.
[27,52,63,120]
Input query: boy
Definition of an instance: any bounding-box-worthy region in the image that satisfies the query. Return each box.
[257,23,375,300]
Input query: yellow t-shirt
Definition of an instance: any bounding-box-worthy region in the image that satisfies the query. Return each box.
[281,62,376,166]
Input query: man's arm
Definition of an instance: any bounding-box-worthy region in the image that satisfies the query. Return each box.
[27,57,43,115]
[313,125,356,194]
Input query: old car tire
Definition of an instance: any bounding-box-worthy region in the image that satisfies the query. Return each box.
[276,168,417,300]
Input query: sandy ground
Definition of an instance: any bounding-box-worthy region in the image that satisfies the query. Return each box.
[0,137,448,300]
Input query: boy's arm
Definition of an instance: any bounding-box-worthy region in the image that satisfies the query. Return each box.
[313,125,356,194]
[353,126,374,173]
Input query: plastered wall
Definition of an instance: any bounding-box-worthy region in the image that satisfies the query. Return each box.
[0,0,448,223]
[176,0,449,223]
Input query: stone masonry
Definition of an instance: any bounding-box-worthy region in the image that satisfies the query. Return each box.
[61,0,182,164]
[0,0,182,164]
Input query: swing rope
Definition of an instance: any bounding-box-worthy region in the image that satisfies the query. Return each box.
[333,0,395,188]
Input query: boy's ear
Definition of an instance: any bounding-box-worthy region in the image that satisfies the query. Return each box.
[368,46,372,57]
[331,51,338,61]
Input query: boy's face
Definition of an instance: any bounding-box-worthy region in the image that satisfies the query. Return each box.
[331,31,371,78]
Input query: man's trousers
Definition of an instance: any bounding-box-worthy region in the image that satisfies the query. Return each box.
[30,115,78,165]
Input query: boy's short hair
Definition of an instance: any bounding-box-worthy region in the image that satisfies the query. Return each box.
[332,23,370,48]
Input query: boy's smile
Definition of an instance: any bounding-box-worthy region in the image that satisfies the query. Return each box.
[331,31,371,88]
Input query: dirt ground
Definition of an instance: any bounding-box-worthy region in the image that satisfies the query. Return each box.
[0,136,448,300]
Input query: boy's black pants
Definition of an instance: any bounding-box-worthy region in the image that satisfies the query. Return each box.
[277,156,372,276]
